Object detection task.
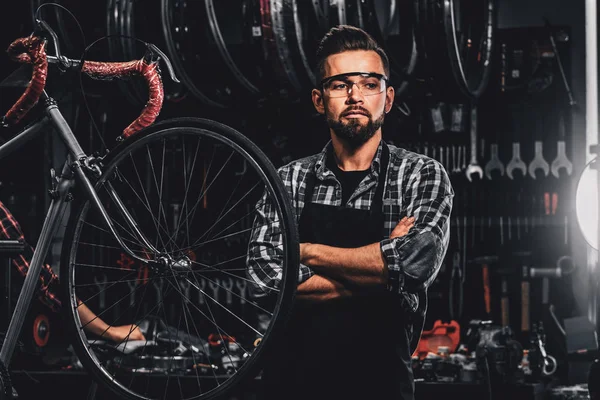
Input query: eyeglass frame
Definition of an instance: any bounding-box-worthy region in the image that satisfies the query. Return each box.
[319,72,389,97]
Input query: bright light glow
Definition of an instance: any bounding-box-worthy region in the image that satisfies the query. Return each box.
[576,158,598,249]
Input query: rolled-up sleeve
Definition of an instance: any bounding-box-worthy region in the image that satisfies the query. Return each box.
[381,160,453,294]
[246,166,315,298]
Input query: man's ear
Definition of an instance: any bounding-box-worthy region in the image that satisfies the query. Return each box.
[312,88,325,114]
[384,85,395,114]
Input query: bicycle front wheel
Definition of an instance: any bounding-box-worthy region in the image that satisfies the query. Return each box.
[60,117,299,400]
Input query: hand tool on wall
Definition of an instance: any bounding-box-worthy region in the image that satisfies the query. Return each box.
[466,104,483,181]
[472,256,498,319]
[198,278,207,305]
[530,255,576,305]
[208,279,220,303]
[222,277,234,305]
[544,18,576,107]
[495,265,514,328]
[550,111,573,178]
[527,117,550,179]
[449,251,463,320]
[506,118,527,180]
[483,262,491,316]
[485,143,505,179]
[235,279,248,305]
[521,266,530,336]
[452,145,458,174]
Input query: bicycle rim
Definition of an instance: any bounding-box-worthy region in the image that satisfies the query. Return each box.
[60,118,299,400]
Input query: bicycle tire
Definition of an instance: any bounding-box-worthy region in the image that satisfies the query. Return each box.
[60,117,299,400]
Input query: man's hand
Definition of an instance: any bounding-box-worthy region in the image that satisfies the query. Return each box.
[107,324,146,343]
[390,216,414,239]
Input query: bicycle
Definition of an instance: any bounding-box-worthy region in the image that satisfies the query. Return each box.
[0,7,299,400]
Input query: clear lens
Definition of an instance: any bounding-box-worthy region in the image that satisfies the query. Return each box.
[322,73,387,98]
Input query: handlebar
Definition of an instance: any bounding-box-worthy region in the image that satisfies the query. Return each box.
[2,24,179,140]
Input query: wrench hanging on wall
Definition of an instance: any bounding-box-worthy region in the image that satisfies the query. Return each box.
[484,116,505,179]
[527,116,550,179]
[551,111,573,178]
[506,110,527,179]
[465,103,483,181]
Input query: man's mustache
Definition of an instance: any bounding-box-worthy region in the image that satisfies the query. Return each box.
[341,107,371,118]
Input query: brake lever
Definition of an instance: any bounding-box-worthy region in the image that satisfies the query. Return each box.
[145,42,180,84]
[35,19,70,70]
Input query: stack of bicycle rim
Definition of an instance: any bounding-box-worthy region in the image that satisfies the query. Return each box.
[415,0,496,101]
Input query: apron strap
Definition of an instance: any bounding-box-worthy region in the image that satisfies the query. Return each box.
[303,142,390,213]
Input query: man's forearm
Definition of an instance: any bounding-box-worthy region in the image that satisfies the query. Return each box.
[296,274,353,302]
[300,242,388,288]
[78,301,111,338]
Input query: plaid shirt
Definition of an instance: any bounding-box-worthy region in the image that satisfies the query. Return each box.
[0,201,61,312]
[248,140,454,317]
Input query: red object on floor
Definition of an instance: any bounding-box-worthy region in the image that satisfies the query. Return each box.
[412,320,460,359]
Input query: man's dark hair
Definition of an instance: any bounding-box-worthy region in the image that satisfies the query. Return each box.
[315,25,390,86]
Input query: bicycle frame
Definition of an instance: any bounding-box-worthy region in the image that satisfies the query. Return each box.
[0,90,156,366]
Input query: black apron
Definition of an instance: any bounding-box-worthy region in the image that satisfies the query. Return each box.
[262,145,415,400]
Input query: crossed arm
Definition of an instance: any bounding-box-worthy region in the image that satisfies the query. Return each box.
[247,158,453,304]
[296,217,414,302]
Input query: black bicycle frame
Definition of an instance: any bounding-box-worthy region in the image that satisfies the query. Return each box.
[0,92,155,365]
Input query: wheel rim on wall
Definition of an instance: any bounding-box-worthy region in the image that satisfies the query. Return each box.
[161,0,268,108]
[360,0,419,103]
[415,0,496,101]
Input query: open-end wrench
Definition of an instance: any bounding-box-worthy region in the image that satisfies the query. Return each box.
[198,278,207,305]
[527,118,550,179]
[222,277,234,305]
[506,114,527,179]
[465,104,483,181]
[452,146,458,174]
[551,112,573,178]
[208,279,220,303]
[506,142,527,179]
[485,143,505,179]
[235,279,248,305]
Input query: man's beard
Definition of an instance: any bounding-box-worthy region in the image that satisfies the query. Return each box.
[327,109,385,148]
